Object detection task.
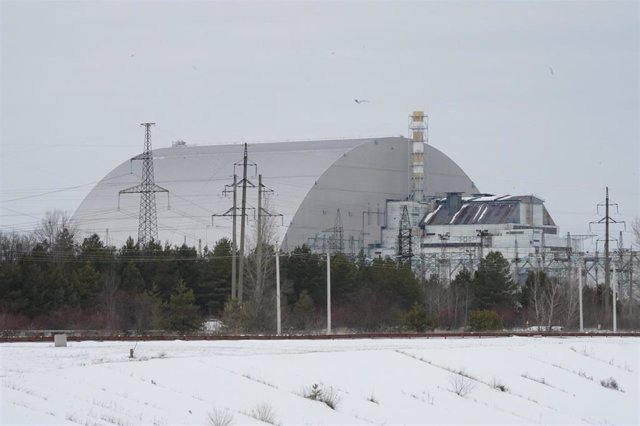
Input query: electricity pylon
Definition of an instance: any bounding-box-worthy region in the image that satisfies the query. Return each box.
[119,123,169,246]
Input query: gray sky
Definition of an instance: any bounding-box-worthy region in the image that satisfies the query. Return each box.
[1,0,638,250]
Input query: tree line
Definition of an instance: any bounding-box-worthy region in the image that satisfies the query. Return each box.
[1,211,637,333]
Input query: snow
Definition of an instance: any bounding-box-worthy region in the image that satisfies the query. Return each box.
[477,205,489,223]
[423,205,441,224]
[1,337,638,425]
[449,205,467,224]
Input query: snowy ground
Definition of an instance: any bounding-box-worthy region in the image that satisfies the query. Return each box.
[1,337,638,425]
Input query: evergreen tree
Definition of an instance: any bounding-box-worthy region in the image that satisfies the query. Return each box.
[401,303,435,332]
[161,279,201,332]
[472,251,518,311]
[290,290,317,330]
[120,262,145,293]
[71,262,101,309]
[451,269,473,328]
[195,238,232,315]
[281,245,324,307]
[330,253,358,302]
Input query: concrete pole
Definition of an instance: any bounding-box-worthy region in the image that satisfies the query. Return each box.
[257,174,263,293]
[327,252,332,335]
[238,144,248,303]
[231,174,237,299]
[604,187,610,318]
[578,261,584,332]
[630,249,634,320]
[276,249,281,335]
[613,265,617,332]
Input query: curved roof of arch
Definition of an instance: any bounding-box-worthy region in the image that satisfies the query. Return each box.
[72,137,479,249]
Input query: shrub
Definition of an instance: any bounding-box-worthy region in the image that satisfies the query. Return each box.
[221,298,245,333]
[600,377,619,391]
[401,303,436,332]
[249,403,277,425]
[303,383,341,410]
[491,377,508,392]
[467,310,502,331]
[449,373,475,397]
[207,407,234,426]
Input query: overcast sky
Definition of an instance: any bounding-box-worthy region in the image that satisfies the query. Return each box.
[1,0,638,251]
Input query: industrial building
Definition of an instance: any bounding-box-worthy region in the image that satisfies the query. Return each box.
[72,126,478,253]
[73,112,576,282]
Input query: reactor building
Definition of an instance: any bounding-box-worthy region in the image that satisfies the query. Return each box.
[72,112,572,280]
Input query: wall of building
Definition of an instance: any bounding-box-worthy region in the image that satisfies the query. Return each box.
[284,138,480,251]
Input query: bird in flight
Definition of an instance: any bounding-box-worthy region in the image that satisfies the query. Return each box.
[549,67,554,76]
[354,99,370,104]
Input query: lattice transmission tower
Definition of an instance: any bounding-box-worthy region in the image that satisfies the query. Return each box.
[397,205,413,264]
[119,123,169,246]
[328,209,344,254]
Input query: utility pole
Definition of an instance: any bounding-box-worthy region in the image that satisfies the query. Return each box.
[566,232,572,286]
[257,175,263,292]
[238,144,249,303]
[605,188,610,314]
[514,237,520,284]
[231,174,237,298]
[590,187,624,327]
[119,123,169,247]
[613,266,617,332]
[631,248,635,322]
[327,252,332,335]
[578,260,584,332]
[215,174,242,299]
[276,248,281,335]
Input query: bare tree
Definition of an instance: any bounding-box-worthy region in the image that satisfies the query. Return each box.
[561,269,580,329]
[0,231,35,262]
[527,270,562,331]
[35,210,76,246]
[34,210,78,264]
[243,197,279,330]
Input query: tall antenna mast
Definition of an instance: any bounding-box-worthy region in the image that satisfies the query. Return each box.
[119,123,169,246]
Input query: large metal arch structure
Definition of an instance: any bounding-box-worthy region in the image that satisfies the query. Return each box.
[72,137,479,251]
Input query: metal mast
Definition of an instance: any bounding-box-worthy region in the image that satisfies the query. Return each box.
[119,123,168,246]
[398,205,413,264]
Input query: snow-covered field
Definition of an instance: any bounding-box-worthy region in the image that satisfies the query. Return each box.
[1,337,638,425]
